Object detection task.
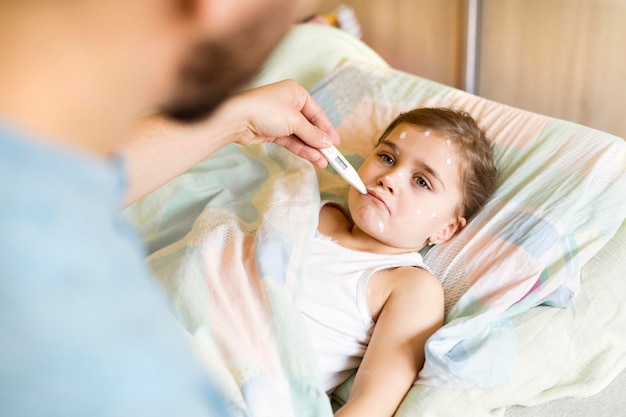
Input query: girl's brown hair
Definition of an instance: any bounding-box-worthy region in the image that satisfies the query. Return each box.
[377,107,498,222]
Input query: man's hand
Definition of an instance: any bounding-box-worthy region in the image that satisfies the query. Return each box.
[220,79,339,168]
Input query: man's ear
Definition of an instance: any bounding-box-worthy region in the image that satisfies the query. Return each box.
[430,216,467,245]
[186,0,248,38]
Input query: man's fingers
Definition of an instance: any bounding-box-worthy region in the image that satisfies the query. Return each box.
[298,93,340,147]
[273,135,328,168]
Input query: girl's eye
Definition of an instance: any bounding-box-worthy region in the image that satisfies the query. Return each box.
[414,176,431,190]
[378,153,395,165]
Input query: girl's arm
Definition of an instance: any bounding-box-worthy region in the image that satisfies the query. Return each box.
[334,267,444,417]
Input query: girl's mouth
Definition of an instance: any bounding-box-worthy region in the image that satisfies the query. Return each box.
[366,189,390,213]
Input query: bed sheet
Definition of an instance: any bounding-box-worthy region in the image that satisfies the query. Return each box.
[505,364,626,417]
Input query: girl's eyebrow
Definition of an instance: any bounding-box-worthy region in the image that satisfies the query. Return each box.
[380,139,401,155]
[420,161,446,190]
[380,139,447,190]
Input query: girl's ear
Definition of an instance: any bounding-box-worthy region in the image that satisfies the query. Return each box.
[430,216,466,245]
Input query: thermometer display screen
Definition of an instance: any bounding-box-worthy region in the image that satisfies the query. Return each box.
[334,156,347,170]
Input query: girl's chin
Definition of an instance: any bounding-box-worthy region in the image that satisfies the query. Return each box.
[351,207,386,229]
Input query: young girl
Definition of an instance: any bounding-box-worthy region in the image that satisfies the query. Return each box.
[301,107,498,417]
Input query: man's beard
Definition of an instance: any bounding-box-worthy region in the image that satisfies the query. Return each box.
[160,12,291,122]
[159,41,256,122]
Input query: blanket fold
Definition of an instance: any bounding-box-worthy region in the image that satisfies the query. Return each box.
[127,143,331,417]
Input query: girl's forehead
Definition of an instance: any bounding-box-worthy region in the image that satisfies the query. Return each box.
[391,123,436,136]
[384,124,451,148]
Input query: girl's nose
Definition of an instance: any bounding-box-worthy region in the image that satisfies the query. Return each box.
[378,173,396,194]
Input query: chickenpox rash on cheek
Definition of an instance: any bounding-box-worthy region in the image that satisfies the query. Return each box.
[446,138,452,146]
[431,212,437,219]
[446,157,452,165]
[378,220,384,233]
[423,129,431,138]
[416,209,423,216]
[399,131,407,139]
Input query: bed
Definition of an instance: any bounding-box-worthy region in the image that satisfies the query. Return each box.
[124,24,626,416]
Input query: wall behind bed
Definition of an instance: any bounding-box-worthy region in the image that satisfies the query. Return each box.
[314,0,626,139]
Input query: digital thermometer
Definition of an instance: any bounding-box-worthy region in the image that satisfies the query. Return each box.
[320,146,367,194]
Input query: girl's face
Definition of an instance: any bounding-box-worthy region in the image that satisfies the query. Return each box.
[347,123,466,252]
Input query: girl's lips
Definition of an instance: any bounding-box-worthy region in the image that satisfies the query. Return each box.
[366,190,390,212]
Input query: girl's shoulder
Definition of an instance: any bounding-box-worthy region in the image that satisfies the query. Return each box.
[388,265,442,291]
[369,266,443,322]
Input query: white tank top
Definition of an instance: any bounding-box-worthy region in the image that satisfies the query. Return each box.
[301,207,428,392]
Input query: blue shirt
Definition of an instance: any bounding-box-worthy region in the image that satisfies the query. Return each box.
[0,122,230,417]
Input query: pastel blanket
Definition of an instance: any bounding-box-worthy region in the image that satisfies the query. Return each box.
[125,144,331,417]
